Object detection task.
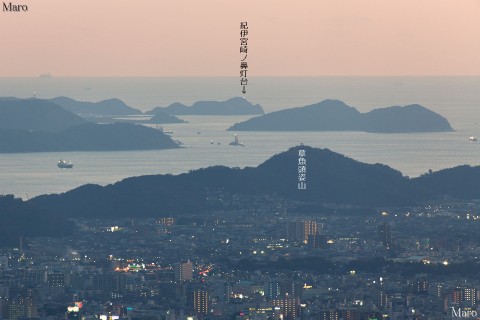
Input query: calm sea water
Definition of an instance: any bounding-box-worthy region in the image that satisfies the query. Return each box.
[1,77,480,198]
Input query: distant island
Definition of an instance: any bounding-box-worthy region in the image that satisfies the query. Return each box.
[146,111,186,124]
[0,98,180,152]
[147,97,265,115]
[0,123,180,153]
[4,95,264,119]
[0,98,88,132]
[49,96,143,116]
[29,145,480,218]
[228,99,453,133]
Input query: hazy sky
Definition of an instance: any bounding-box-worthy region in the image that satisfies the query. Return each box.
[2,0,480,77]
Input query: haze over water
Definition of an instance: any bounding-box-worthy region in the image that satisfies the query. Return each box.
[1,76,480,198]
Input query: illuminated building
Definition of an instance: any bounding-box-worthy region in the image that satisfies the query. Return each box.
[287,220,318,244]
[175,260,193,283]
[377,222,393,250]
[280,281,303,299]
[265,281,280,300]
[340,309,360,320]
[47,272,65,294]
[0,296,37,320]
[272,296,300,320]
[377,291,388,308]
[189,289,209,317]
[452,287,462,305]
[319,310,339,320]
[307,234,327,249]
[93,273,125,292]
[99,315,119,320]
[158,217,175,226]
[462,288,477,306]
[67,306,81,320]
[414,279,429,294]
[451,287,477,306]
[224,282,233,301]
[5,303,24,320]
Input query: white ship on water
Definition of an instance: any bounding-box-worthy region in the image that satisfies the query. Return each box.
[469,136,477,142]
[155,125,173,135]
[229,134,244,146]
[57,160,73,169]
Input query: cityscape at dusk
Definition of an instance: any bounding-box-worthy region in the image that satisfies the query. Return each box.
[2,1,480,320]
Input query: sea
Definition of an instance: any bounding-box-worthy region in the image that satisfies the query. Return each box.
[1,76,480,199]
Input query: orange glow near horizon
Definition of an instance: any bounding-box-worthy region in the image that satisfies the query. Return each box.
[1,0,480,76]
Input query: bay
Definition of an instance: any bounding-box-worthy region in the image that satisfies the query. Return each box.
[0,77,479,198]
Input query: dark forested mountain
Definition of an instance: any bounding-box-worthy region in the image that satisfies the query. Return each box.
[49,97,142,116]
[0,123,180,153]
[0,195,73,247]
[147,97,264,115]
[0,98,88,132]
[29,146,480,218]
[228,100,453,133]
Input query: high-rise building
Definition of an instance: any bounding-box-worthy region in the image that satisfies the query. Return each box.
[319,310,339,320]
[93,273,125,293]
[6,303,24,320]
[340,309,360,320]
[175,260,193,283]
[265,281,280,300]
[280,281,303,299]
[452,287,463,305]
[189,289,209,317]
[378,223,393,250]
[414,279,429,294]
[377,291,388,308]
[223,282,233,301]
[288,220,318,244]
[1,297,37,320]
[47,272,65,294]
[307,234,327,249]
[272,296,300,320]
[451,287,477,307]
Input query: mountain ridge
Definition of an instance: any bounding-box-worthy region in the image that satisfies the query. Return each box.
[49,96,142,116]
[28,146,480,218]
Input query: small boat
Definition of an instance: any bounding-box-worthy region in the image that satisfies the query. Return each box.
[469,136,477,142]
[58,160,73,169]
[210,140,214,144]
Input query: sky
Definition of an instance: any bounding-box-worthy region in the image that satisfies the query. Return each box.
[1,0,480,77]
